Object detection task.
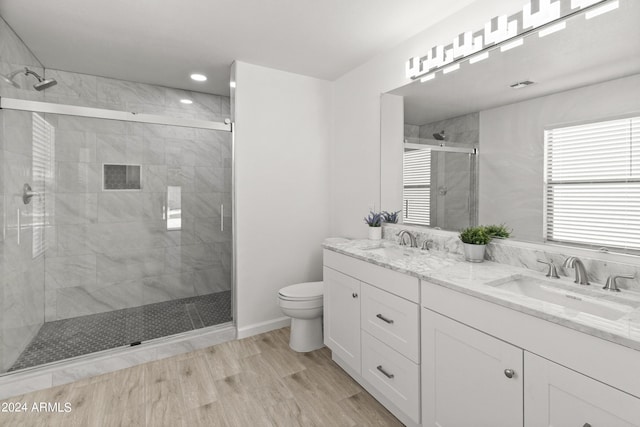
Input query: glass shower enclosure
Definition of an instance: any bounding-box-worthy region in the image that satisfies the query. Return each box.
[0,99,233,373]
[403,139,477,230]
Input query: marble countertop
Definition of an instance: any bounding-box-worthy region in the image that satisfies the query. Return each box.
[323,238,640,352]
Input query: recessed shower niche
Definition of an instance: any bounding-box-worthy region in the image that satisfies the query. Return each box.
[103,164,142,190]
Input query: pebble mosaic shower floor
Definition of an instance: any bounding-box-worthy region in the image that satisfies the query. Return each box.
[9,290,232,372]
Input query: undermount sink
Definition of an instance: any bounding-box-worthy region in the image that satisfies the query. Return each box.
[488,275,640,321]
[362,244,427,260]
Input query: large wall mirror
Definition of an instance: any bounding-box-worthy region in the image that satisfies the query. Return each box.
[381,0,640,252]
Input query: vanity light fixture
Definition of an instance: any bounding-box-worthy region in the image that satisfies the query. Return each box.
[190,73,207,82]
[406,0,619,83]
[180,99,193,104]
[510,80,535,89]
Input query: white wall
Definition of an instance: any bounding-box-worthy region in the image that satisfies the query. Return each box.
[234,61,332,337]
[331,0,519,238]
[479,73,640,242]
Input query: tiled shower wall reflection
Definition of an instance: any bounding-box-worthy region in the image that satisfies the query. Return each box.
[43,116,232,321]
[405,113,478,230]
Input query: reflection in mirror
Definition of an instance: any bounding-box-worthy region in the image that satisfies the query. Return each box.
[402,115,477,230]
[382,0,640,251]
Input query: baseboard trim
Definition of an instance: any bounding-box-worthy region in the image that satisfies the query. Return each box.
[237,316,291,339]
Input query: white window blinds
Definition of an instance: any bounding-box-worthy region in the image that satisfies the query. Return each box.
[403,148,431,226]
[544,116,640,251]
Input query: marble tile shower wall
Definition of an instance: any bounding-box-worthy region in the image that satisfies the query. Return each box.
[382,223,640,292]
[42,69,230,123]
[418,112,479,148]
[421,113,478,231]
[42,116,233,322]
[0,16,47,371]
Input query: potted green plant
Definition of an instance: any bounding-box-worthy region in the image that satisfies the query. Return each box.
[459,226,491,262]
[364,211,383,240]
[483,224,512,239]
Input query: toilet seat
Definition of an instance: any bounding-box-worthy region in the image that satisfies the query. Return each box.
[278,281,323,301]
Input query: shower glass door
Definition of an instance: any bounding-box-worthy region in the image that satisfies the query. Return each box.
[1,108,233,373]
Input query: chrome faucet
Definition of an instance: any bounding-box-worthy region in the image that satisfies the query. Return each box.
[562,256,590,285]
[397,230,417,248]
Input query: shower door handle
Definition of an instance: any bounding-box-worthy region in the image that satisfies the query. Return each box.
[16,209,20,245]
[221,204,224,231]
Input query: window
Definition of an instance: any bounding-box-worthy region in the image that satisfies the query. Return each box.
[544,115,640,251]
[403,148,431,226]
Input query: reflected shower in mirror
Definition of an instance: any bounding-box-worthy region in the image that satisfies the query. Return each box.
[402,112,478,230]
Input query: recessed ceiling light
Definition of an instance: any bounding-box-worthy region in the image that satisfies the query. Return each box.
[510,80,535,89]
[229,81,236,88]
[180,99,193,104]
[190,73,207,82]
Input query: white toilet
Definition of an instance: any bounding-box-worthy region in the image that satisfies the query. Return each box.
[278,281,324,352]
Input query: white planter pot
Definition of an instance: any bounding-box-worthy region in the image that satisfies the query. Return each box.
[368,227,382,240]
[463,243,486,263]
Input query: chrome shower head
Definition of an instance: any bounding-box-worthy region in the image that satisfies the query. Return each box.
[433,130,446,141]
[24,67,57,91]
[33,78,57,91]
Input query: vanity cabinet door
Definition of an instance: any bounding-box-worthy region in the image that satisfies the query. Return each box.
[422,308,523,427]
[525,352,640,427]
[323,266,361,375]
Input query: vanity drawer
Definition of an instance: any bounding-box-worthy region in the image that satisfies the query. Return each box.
[362,331,420,424]
[323,249,419,302]
[361,283,420,363]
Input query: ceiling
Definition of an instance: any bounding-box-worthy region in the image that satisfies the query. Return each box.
[392,0,640,125]
[0,0,475,96]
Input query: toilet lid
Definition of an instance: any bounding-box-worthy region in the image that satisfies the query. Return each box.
[279,281,324,300]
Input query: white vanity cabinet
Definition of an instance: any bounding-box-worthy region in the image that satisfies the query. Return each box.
[323,249,421,426]
[525,352,640,427]
[323,266,361,375]
[421,308,523,427]
[421,279,640,427]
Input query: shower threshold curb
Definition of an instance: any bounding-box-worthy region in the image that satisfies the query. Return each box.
[0,322,236,400]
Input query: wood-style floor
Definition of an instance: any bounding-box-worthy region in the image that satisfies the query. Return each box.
[0,328,403,426]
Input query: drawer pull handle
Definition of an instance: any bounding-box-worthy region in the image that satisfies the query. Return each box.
[376,365,394,379]
[376,314,394,324]
[352,293,358,298]
[504,369,515,379]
